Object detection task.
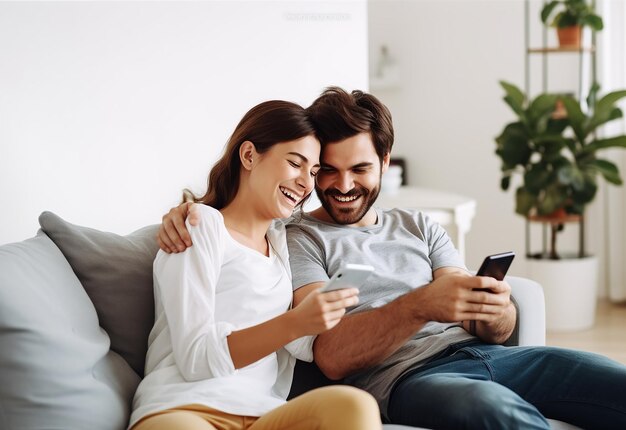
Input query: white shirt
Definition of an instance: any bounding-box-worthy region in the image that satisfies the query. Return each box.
[129,205,313,428]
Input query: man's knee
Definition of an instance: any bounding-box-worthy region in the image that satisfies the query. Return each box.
[448,384,549,430]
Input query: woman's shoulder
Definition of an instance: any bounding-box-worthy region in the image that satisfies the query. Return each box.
[193,204,224,226]
[185,204,228,244]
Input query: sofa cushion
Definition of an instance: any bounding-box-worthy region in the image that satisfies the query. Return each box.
[39,211,159,376]
[0,231,140,430]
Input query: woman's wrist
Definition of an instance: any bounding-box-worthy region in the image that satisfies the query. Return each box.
[283,309,305,341]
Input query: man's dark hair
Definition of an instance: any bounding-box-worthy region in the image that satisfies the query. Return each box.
[306,86,394,162]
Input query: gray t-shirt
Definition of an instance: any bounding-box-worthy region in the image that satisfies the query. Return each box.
[286,207,475,417]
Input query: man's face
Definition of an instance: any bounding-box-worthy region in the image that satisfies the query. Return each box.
[315,133,389,226]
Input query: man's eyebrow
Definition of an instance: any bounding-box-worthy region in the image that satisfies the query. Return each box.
[320,161,374,169]
[288,152,320,168]
[352,162,374,169]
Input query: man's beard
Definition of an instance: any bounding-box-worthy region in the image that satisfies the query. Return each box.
[316,183,381,225]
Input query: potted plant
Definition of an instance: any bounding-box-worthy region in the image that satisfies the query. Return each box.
[495,80,626,330]
[540,0,603,47]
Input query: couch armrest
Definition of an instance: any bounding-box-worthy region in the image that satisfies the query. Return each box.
[505,276,546,347]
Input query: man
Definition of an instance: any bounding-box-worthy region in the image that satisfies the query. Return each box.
[158,87,626,429]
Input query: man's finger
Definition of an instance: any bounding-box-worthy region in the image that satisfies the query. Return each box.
[467,289,509,303]
[187,202,201,227]
[465,302,508,316]
[157,235,173,254]
[473,276,501,290]
[171,213,193,248]
[162,218,186,251]
[158,227,178,253]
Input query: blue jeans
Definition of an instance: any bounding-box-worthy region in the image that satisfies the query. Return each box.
[387,341,626,429]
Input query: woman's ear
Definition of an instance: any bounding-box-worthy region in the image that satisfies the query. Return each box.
[239,141,258,171]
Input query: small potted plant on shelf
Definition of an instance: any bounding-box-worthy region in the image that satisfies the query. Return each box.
[495,80,626,330]
[540,0,603,48]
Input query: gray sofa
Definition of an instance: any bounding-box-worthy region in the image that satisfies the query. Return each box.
[0,212,581,429]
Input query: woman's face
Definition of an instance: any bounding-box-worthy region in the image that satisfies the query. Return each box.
[249,135,320,219]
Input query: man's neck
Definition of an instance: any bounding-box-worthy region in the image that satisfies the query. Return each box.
[308,207,378,227]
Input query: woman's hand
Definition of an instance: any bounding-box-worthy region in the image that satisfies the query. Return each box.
[290,288,359,337]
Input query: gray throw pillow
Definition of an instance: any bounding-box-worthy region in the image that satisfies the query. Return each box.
[39,212,159,376]
[0,231,140,430]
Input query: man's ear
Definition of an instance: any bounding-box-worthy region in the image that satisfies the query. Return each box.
[381,153,391,174]
[239,141,258,171]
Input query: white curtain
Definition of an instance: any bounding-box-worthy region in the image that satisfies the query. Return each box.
[598,0,626,302]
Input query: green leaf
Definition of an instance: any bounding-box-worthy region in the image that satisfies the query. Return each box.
[555,11,577,28]
[582,14,603,31]
[515,187,536,216]
[525,164,553,194]
[504,96,526,120]
[597,90,626,111]
[582,136,626,154]
[535,137,566,161]
[586,159,623,185]
[562,96,587,142]
[499,81,525,116]
[528,94,558,128]
[533,134,568,145]
[586,82,600,109]
[571,174,597,206]
[563,137,578,154]
[501,175,511,191]
[538,185,567,215]
[495,122,532,167]
[588,90,626,132]
[540,1,560,23]
[557,164,585,190]
[546,117,569,135]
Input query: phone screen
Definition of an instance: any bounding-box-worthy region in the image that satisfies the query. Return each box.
[476,251,515,281]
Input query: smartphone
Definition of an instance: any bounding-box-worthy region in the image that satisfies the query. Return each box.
[476,251,515,281]
[320,263,375,292]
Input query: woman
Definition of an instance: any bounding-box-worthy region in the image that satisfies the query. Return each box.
[129,100,381,430]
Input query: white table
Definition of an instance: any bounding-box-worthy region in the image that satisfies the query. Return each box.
[375,186,477,262]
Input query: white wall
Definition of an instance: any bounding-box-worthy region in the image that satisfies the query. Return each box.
[0,0,367,244]
[368,0,609,281]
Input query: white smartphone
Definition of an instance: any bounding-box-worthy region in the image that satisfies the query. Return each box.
[320,263,375,293]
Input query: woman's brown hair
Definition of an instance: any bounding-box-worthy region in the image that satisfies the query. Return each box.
[186,100,316,209]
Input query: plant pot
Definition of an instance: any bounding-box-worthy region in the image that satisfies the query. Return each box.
[526,255,598,331]
[557,25,581,48]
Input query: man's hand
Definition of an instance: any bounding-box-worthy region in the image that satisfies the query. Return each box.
[468,276,515,343]
[418,270,514,343]
[417,273,511,324]
[157,202,200,253]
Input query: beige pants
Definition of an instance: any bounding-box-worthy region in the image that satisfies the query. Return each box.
[132,386,382,430]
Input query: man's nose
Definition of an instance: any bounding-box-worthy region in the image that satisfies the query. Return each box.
[335,173,355,194]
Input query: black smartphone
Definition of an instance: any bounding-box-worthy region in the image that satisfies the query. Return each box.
[475,251,515,283]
